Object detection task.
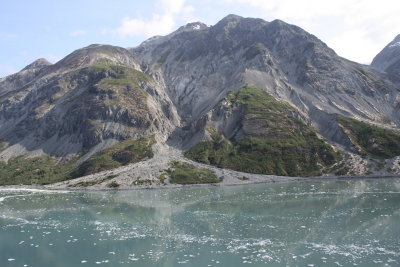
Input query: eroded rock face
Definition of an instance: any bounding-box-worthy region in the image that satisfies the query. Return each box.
[132,15,400,149]
[0,45,179,160]
[372,34,400,82]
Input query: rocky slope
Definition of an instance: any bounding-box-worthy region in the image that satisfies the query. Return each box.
[1,15,400,186]
[372,34,400,80]
[0,45,179,162]
[132,15,400,150]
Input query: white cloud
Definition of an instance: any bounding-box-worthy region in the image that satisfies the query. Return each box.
[113,0,193,38]
[220,0,400,63]
[115,14,175,37]
[69,30,87,36]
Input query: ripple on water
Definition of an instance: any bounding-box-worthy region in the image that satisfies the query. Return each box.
[1,180,399,266]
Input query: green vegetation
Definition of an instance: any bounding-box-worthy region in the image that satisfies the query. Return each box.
[158,173,168,184]
[0,136,155,185]
[96,66,151,87]
[185,135,339,176]
[107,181,120,188]
[64,63,151,114]
[185,86,341,177]
[84,63,150,103]
[70,136,155,178]
[226,85,292,114]
[0,156,75,185]
[166,161,220,184]
[338,115,400,159]
[0,141,5,152]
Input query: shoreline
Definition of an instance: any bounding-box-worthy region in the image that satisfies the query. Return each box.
[0,174,399,192]
[1,147,399,192]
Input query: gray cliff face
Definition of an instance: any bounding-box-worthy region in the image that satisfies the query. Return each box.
[0,58,52,96]
[371,34,400,79]
[21,58,52,71]
[0,45,179,160]
[132,15,400,149]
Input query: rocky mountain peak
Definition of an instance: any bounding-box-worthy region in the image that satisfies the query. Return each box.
[388,34,400,47]
[176,22,208,33]
[21,58,52,71]
[213,14,268,32]
[45,44,141,74]
[218,14,243,24]
[371,34,400,76]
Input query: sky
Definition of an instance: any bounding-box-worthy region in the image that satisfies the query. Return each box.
[1,0,399,78]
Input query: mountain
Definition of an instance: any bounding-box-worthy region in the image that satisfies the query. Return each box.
[131,15,399,149]
[371,34,400,80]
[0,44,178,161]
[1,15,400,186]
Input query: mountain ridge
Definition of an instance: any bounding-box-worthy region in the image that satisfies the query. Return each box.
[1,14,400,186]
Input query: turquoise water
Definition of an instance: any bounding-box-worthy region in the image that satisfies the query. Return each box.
[0,179,399,266]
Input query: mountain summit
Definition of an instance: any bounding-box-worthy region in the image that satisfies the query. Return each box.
[21,58,52,71]
[1,15,400,186]
[372,34,400,79]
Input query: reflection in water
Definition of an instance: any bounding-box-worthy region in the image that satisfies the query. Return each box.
[0,179,400,266]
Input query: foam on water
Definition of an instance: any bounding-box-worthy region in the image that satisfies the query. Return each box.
[0,179,399,266]
[0,188,70,193]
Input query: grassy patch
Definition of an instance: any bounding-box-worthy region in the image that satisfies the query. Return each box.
[158,173,168,184]
[338,115,400,159]
[185,135,339,176]
[70,136,155,178]
[0,141,5,152]
[0,156,75,185]
[166,161,220,184]
[185,86,341,177]
[0,136,155,185]
[107,181,120,188]
[226,85,292,114]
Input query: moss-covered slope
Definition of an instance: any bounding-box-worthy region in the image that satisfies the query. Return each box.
[0,136,155,185]
[338,115,400,159]
[166,161,220,184]
[0,156,75,185]
[185,86,341,176]
[69,135,156,178]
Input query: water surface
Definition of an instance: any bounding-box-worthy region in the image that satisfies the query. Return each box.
[1,179,399,266]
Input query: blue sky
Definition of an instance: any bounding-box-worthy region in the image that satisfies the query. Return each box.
[1,0,399,77]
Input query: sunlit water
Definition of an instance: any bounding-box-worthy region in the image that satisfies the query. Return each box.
[1,179,399,267]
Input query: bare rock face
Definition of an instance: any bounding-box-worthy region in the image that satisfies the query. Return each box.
[131,15,400,149]
[0,45,179,160]
[372,34,400,80]
[21,58,52,71]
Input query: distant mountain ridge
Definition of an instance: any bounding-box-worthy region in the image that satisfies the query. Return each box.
[0,14,400,185]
